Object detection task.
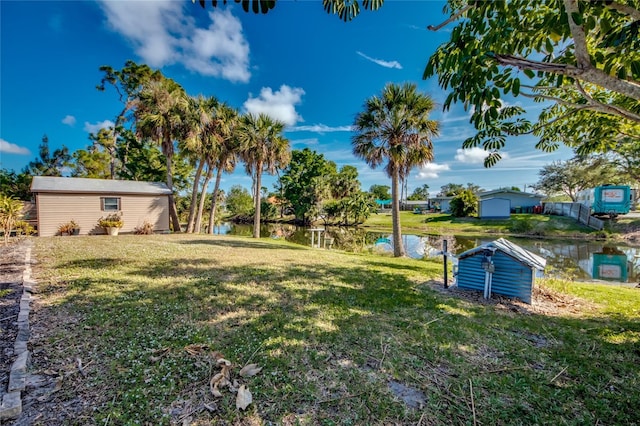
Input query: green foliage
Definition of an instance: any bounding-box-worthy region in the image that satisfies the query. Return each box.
[260,199,278,221]
[0,169,32,200]
[194,0,383,21]
[533,156,626,201]
[438,183,464,197]
[225,185,253,216]
[369,184,391,201]
[408,184,430,201]
[26,135,71,177]
[280,148,335,224]
[425,1,640,163]
[0,194,23,244]
[13,220,35,236]
[449,189,478,217]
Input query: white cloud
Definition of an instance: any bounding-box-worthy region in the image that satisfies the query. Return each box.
[99,2,250,82]
[454,147,488,164]
[243,85,305,126]
[84,120,115,134]
[0,138,30,155]
[455,147,512,164]
[62,115,76,126]
[416,162,450,179]
[356,51,402,69]
[288,124,353,133]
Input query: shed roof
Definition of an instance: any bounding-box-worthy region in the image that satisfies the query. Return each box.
[31,176,172,195]
[478,189,543,199]
[458,238,546,270]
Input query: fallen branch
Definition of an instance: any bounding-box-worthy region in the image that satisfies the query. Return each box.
[550,366,568,384]
[0,314,17,322]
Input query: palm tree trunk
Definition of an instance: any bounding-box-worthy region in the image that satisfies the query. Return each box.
[165,152,182,232]
[391,169,405,257]
[195,166,212,233]
[253,162,262,238]
[186,159,205,233]
[208,166,224,234]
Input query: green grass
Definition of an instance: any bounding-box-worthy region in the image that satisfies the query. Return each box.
[32,234,640,424]
[364,211,598,238]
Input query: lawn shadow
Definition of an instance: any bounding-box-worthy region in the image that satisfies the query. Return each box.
[178,237,306,251]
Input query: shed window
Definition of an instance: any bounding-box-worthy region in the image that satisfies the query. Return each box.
[102,197,121,211]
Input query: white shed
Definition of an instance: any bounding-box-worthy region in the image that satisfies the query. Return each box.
[478,198,510,219]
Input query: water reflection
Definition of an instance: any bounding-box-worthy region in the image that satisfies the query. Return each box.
[213,223,639,284]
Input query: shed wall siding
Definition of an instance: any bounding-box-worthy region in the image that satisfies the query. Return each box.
[457,251,534,303]
[36,193,169,236]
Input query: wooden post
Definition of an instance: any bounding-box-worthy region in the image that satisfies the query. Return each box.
[443,240,448,289]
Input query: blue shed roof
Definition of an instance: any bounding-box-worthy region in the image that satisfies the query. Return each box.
[458,238,546,271]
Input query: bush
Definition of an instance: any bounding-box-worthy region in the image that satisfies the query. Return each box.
[13,221,35,236]
[450,189,478,217]
[134,220,154,235]
[0,194,23,244]
[57,220,79,235]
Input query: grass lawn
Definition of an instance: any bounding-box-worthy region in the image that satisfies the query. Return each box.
[31,234,639,424]
[363,211,600,238]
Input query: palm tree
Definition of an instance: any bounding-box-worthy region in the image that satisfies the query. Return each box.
[183,95,220,233]
[237,113,291,238]
[352,82,439,256]
[135,78,190,232]
[207,104,240,234]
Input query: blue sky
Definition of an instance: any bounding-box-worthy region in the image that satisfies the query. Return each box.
[0,0,573,196]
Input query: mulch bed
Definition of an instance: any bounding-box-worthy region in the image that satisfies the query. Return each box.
[0,241,29,397]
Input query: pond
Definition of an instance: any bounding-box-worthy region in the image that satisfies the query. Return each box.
[211,223,640,285]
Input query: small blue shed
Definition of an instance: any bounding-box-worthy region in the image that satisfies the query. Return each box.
[456,238,546,304]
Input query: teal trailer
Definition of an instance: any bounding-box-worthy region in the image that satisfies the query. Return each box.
[576,185,631,217]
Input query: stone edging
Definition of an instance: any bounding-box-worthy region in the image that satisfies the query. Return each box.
[0,245,34,420]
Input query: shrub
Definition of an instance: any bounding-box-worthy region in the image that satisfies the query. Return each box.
[13,220,35,236]
[98,213,124,228]
[134,220,154,235]
[450,189,478,217]
[0,194,23,244]
[57,220,79,235]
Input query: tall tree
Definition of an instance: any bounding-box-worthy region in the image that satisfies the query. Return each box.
[237,113,291,238]
[408,184,430,201]
[331,165,360,199]
[207,104,240,234]
[438,183,464,197]
[280,148,335,225]
[26,135,71,177]
[0,169,32,201]
[353,83,439,257]
[135,78,190,231]
[369,184,391,201]
[425,0,640,165]
[98,61,162,178]
[533,156,624,201]
[182,95,219,233]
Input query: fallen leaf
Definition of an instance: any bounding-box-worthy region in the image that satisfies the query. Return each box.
[217,358,232,366]
[239,364,262,377]
[211,382,223,398]
[236,385,252,410]
[185,344,209,355]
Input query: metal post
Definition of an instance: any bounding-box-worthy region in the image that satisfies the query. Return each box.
[443,240,448,289]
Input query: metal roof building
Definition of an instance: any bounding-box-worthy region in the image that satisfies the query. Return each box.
[456,238,546,304]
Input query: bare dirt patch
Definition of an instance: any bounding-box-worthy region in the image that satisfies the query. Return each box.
[422,279,598,317]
